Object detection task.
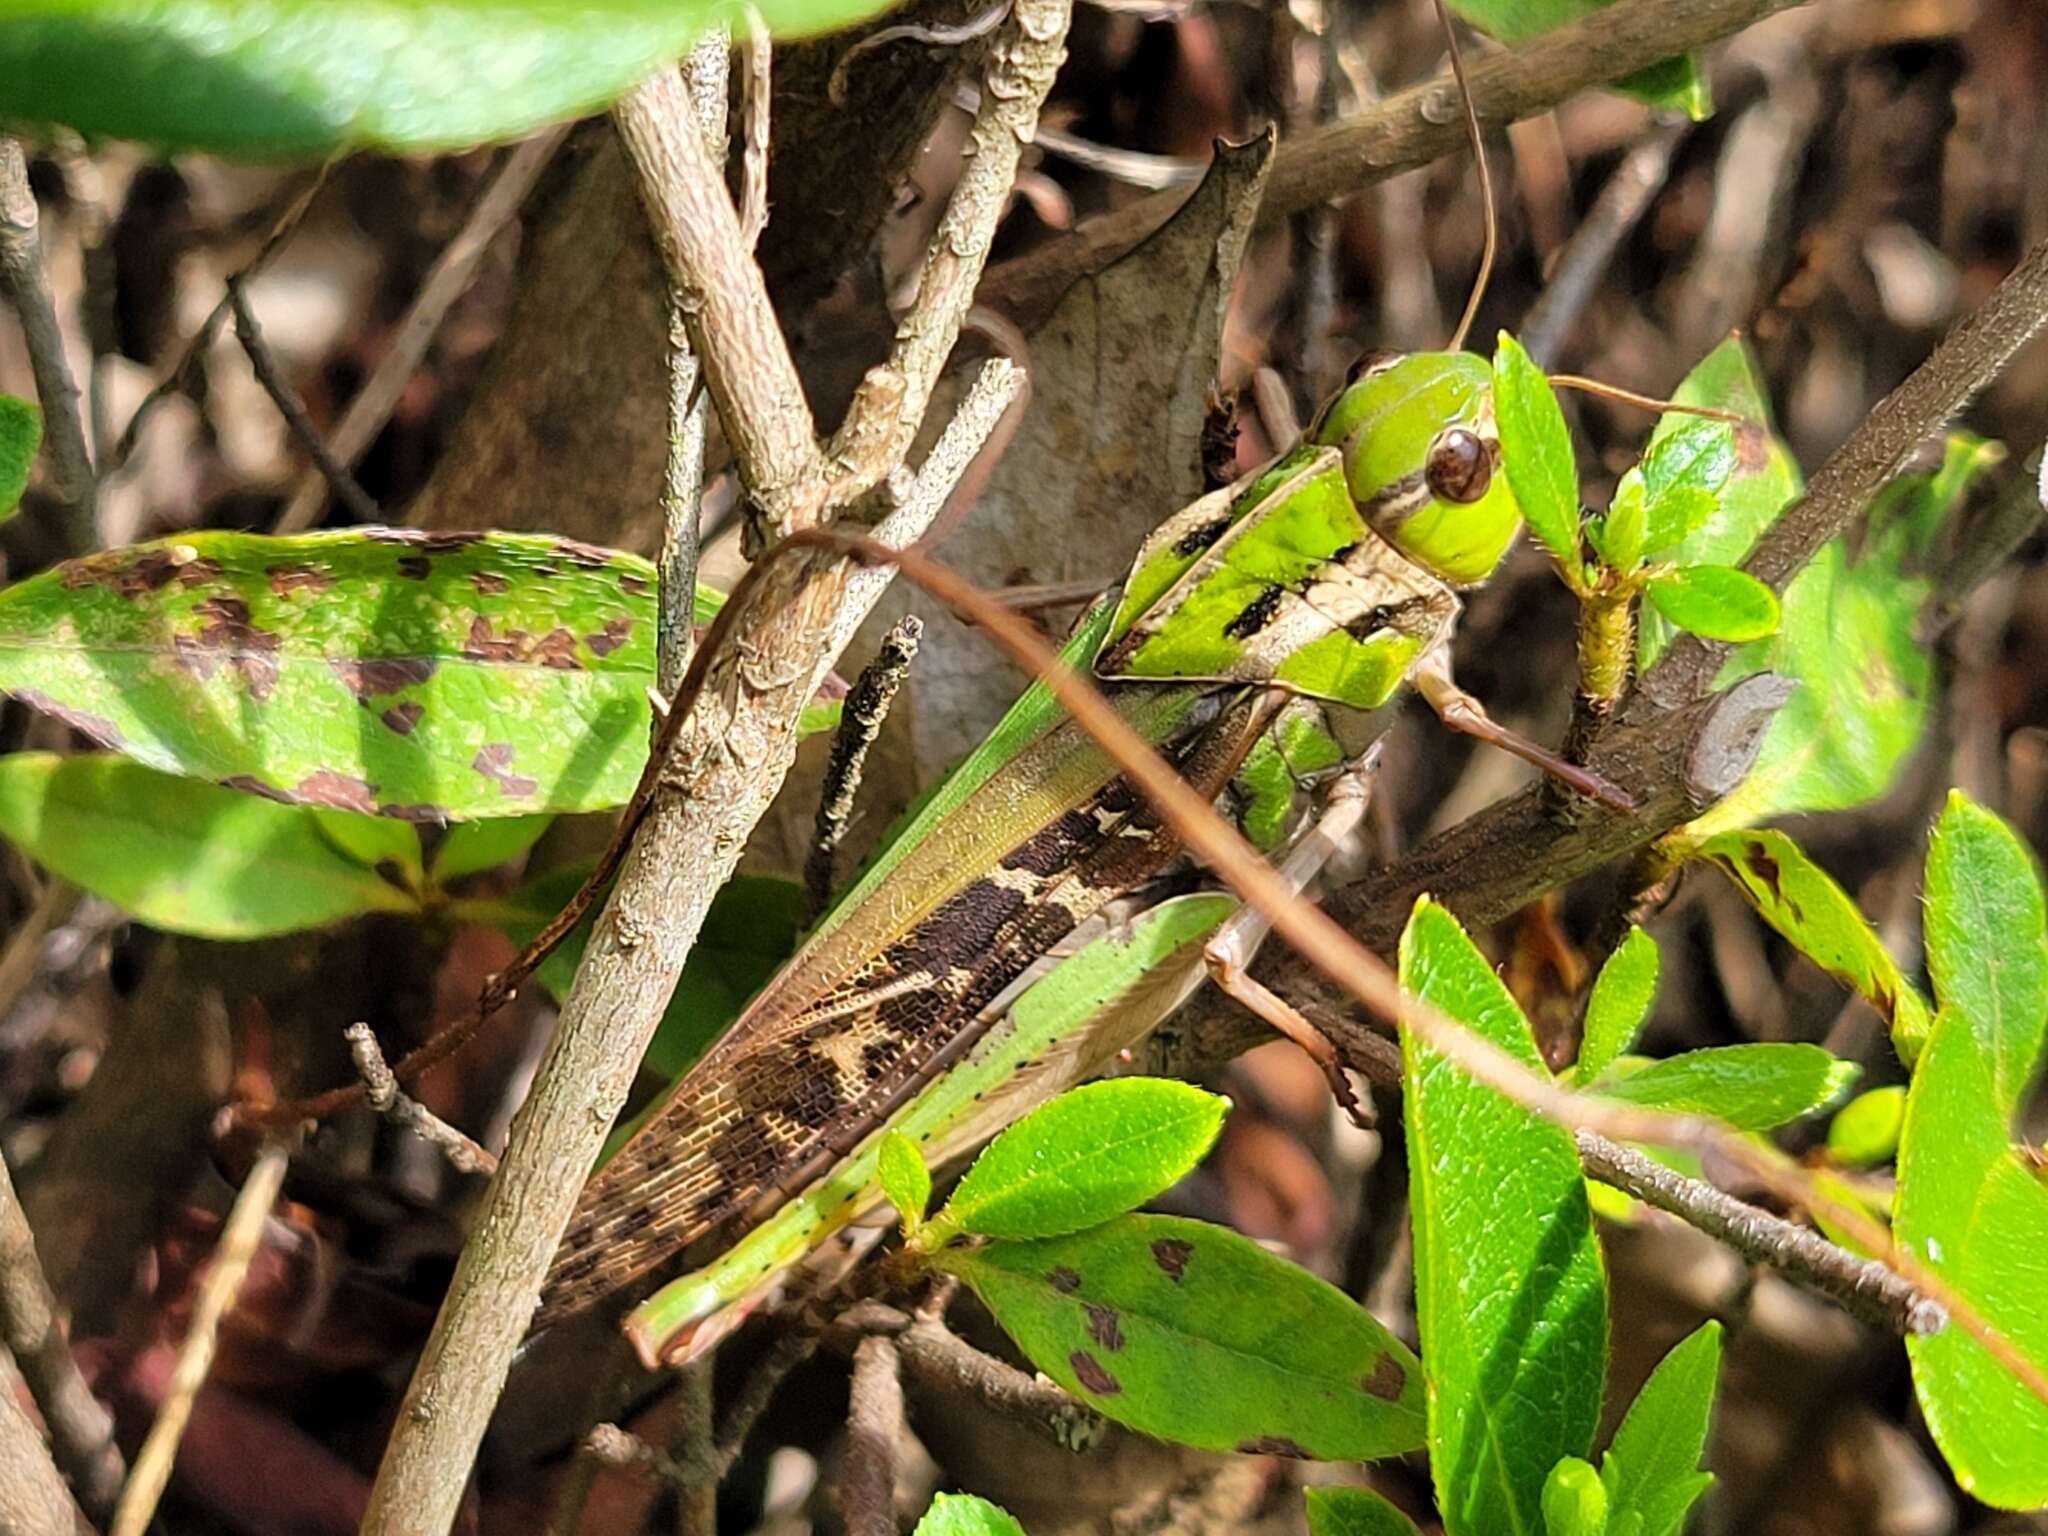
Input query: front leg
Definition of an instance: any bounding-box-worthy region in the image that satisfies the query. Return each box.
[1410,645,1635,812]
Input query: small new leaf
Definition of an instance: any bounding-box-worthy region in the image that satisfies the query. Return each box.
[1305,1487,1424,1536]
[1493,333,1582,580]
[1588,484,1646,574]
[1575,928,1658,1085]
[1644,565,1779,643]
[878,1131,932,1236]
[928,1078,1226,1244]
[913,1493,1027,1536]
[1600,1321,1721,1536]
[937,1213,1425,1460]
[1542,1458,1608,1536]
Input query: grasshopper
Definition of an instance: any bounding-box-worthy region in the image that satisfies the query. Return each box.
[536,347,1636,1364]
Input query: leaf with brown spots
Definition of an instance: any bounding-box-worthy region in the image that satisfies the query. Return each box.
[936,1214,1423,1460]
[1698,828,1933,1060]
[0,530,826,821]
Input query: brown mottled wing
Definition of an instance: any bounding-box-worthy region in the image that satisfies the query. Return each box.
[536,691,1266,1327]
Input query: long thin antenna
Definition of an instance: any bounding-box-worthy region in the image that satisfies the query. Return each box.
[1433,0,1495,353]
[1549,374,1751,426]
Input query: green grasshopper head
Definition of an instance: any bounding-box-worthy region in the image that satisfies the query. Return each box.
[1310,350,1523,587]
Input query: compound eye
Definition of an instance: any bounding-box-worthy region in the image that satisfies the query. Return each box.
[1344,349,1403,386]
[1425,427,1493,504]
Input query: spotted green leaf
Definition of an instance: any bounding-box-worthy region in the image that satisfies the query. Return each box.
[1923,792,2048,1115]
[937,1213,1425,1461]
[1897,1010,2048,1509]
[1589,1044,1857,1131]
[1630,418,1737,559]
[0,752,418,938]
[1600,1321,1720,1536]
[877,1131,931,1233]
[431,814,554,882]
[1448,0,1710,116]
[1304,1487,1423,1536]
[1696,829,1933,1062]
[912,1493,1027,1536]
[1542,1458,1607,1536]
[0,530,827,823]
[1644,565,1779,644]
[1399,898,1609,1536]
[1493,332,1581,577]
[1575,927,1658,1085]
[1826,1085,1906,1168]
[924,1079,1226,1247]
[0,394,38,523]
[0,0,902,157]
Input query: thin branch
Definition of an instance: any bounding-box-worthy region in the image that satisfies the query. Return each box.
[983,0,1801,319]
[842,1334,903,1536]
[612,63,825,537]
[807,615,924,920]
[825,0,1073,506]
[0,1146,124,1523]
[0,137,96,553]
[111,1138,290,1536]
[0,1352,82,1536]
[1575,1131,1944,1337]
[836,1301,1108,1452]
[1640,232,2048,711]
[347,1024,498,1176]
[273,128,566,533]
[224,277,380,522]
[739,13,773,251]
[668,1358,717,1536]
[107,163,331,477]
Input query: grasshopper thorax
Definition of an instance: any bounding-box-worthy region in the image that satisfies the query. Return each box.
[1310,351,1523,587]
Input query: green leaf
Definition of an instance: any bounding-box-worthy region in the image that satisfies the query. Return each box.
[877,1131,931,1233]
[1637,487,1718,559]
[0,394,39,521]
[1589,1044,1857,1131]
[1682,422,2003,835]
[1449,1,1709,117]
[1923,791,2048,1115]
[431,814,555,882]
[1587,484,1645,574]
[912,1494,1028,1536]
[0,751,417,938]
[1896,1009,2048,1509]
[1542,1458,1608,1536]
[1635,339,1801,672]
[1644,565,1779,643]
[0,0,900,158]
[1575,928,1658,1085]
[1305,1487,1424,1536]
[0,530,831,823]
[1492,333,1582,576]
[1399,898,1608,1536]
[507,866,806,1083]
[1600,1321,1720,1536]
[1636,419,1737,548]
[1826,1085,1907,1168]
[1696,829,1933,1062]
[937,1214,1425,1461]
[926,1079,1226,1245]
